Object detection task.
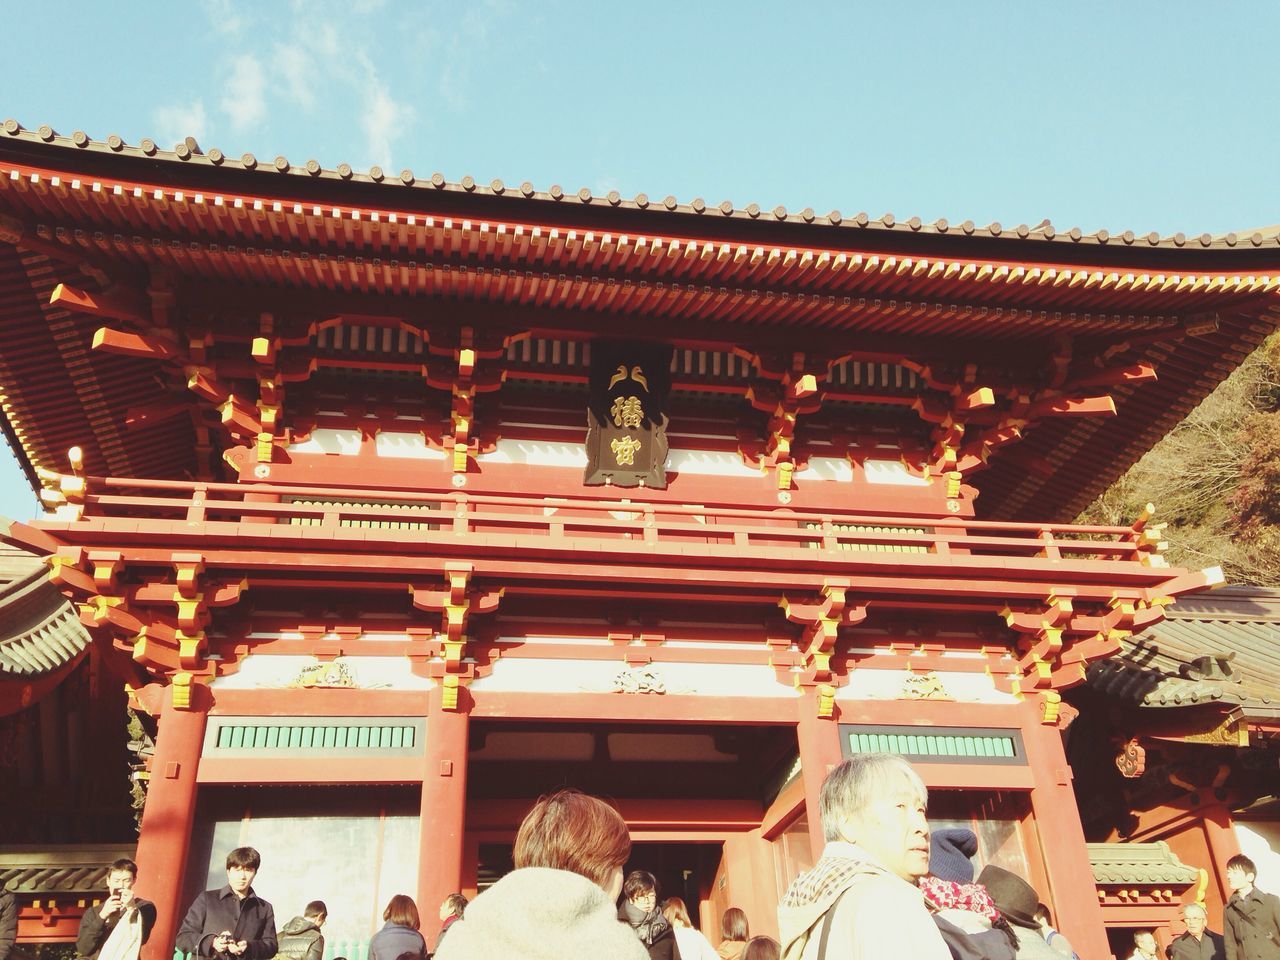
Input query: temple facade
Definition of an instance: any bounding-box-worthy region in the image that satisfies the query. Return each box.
[2,119,1279,960]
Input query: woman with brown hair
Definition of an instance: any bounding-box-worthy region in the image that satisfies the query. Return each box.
[368,895,426,960]
[717,908,749,960]
[662,898,718,960]
[434,789,647,960]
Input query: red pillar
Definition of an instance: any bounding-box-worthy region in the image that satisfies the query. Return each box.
[796,693,844,858]
[1022,702,1110,960]
[1202,804,1242,923]
[418,685,470,944]
[135,684,211,960]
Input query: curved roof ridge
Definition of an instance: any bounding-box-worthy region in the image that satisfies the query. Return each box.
[5,118,1280,254]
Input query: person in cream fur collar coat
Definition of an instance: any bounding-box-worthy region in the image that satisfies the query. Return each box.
[433,866,646,960]
[436,789,646,960]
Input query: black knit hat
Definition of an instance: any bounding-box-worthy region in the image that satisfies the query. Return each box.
[930,827,978,884]
[977,863,1041,929]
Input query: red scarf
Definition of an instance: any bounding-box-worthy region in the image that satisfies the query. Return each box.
[919,875,1002,924]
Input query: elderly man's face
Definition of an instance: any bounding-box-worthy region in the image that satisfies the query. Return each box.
[1135,932,1157,956]
[1183,909,1207,938]
[840,770,931,882]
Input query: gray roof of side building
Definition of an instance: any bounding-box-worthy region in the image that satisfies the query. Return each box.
[1087,585,1280,716]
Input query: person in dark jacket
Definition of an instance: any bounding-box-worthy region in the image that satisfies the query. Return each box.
[0,886,16,960]
[618,871,681,960]
[175,847,277,959]
[76,858,157,960]
[922,829,1015,960]
[976,865,1062,960]
[276,901,326,960]
[434,895,467,955]
[1223,855,1280,960]
[1168,903,1225,960]
[368,895,425,960]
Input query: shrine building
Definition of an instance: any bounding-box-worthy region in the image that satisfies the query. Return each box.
[1,118,1279,960]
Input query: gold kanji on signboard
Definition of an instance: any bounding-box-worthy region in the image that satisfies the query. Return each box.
[611,435,643,465]
[611,395,645,428]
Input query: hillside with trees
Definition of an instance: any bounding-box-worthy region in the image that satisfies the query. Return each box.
[1077,333,1280,584]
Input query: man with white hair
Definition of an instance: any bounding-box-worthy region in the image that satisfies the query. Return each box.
[777,753,950,960]
[1167,903,1225,960]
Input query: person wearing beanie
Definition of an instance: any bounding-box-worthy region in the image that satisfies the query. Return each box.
[975,865,1061,960]
[920,828,1015,960]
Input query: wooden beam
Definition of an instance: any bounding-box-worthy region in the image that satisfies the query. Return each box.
[92,327,176,361]
[51,283,149,325]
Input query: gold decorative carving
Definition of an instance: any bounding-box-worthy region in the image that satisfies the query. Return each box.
[1116,737,1146,778]
[289,661,356,689]
[612,665,667,695]
[902,671,951,700]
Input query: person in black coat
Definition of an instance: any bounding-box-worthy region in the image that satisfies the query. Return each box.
[1223,855,1280,960]
[618,871,681,960]
[76,858,157,960]
[175,847,277,960]
[1167,902,1225,960]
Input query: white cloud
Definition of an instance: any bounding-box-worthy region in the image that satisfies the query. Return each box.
[275,43,315,112]
[357,56,414,172]
[204,0,247,36]
[152,101,210,151]
[221,54,267,133]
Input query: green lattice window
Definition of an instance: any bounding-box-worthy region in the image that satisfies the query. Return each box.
[840,725,1025,765]
[204,717,423,757]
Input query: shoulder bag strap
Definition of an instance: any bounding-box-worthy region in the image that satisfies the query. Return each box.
[817,887,853,960]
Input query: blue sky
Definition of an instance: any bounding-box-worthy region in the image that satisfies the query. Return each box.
[3,0,1280,520]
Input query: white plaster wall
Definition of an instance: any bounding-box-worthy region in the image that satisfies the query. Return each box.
[469,656,799,698]
[210,654,434,690]
[837,668,1020,704]
[1236,822,1280,887]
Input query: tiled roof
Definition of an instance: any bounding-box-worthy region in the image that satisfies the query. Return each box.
[0,124,1278,524]
[1088,841,1200,886]
[0,541,88,676]
[4,119,1279,254]
[0,845,135,895]
[1088,586,1280,714]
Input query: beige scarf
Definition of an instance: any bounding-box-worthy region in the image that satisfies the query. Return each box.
[96,907,144,960]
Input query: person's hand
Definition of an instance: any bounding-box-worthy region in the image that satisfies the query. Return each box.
[213,932,234,954]
[230,940,248,956]
[100,893,122,919]
[117,889,135,909]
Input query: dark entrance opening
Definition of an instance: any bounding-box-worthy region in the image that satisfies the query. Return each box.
[625,841,724,929]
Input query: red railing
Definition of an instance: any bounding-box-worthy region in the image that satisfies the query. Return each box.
[58,476,1151,567]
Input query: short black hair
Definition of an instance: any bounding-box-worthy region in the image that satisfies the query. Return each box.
[225,847,261,871]
[304,901,327,919]
[1227,854,1258,879]
[623,870,657,900]
[108,859,138,878]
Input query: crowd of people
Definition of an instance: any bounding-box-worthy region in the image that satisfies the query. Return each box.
[4,753,1279,960]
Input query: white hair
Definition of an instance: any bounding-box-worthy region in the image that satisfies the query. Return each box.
[819,753,928,841]
[1183,903,1208,918]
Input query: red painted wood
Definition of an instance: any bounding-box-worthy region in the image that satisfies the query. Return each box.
[197,756,426,783]
[134,688,210,960]
[469,690,798,724]
[797,694,844,857]
[418,687,469,944]
[1021,705,1111,960]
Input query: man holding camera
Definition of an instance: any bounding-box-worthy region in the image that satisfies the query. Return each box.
[76,858,157,960]
[175,848,277,960]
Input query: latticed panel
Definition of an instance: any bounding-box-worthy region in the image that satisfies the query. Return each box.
[286,497,439,530]
[203,717,425,757]
[839,727,1029,768]
[214,723,416,751]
